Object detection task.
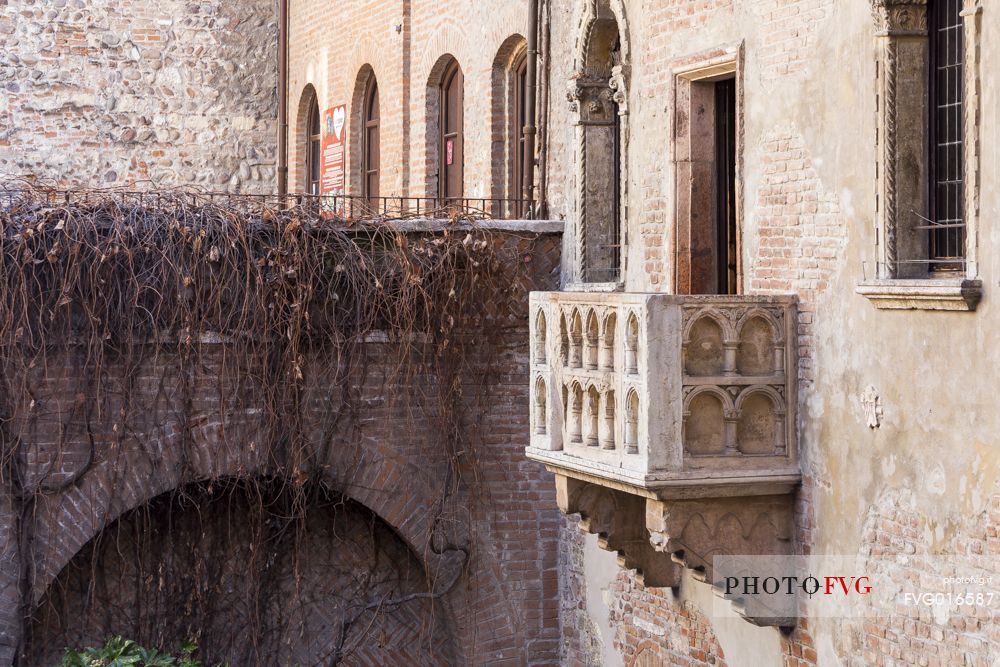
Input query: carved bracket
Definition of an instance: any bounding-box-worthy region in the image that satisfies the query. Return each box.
[556,475,681,588]
[645,495,794,579]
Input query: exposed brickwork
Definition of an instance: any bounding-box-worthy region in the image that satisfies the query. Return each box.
[2,231,563,665]
[748,128,846,386]
[607,579,728,667]
[29,487,457,666]
[0,0,277,191]
[287,0,530,205]
[749,0,836,81]
[559,512,733,667]
[850,488,1000,667]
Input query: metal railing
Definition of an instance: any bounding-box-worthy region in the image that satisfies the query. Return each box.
[0,189,536,221]
[290,194,535,220]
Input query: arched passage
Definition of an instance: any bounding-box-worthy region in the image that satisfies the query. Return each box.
[28,478,458,666]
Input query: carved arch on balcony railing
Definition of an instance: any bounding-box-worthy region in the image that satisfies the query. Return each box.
[569,309,584,368]
[734,308,783,376]
[734,307,784,343]
[559,312,569,366]
[624,311,639,375]
[584,309,600,370]
[599,311,617,371]
[624,386,640,454]
[734,385,787,456]
[534,309,547,364]
[585,385,601,446]
[601,389,616,449]
[568,380,585,443]
[683,312,732,377]
[682,385,736,456]
[682,309,737,343]
[533,375,547,435]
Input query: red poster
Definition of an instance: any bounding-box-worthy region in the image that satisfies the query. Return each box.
[446,138,454,166]
[320,105,346,215]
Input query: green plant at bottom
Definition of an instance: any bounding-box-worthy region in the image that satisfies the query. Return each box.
[56,637,227,667]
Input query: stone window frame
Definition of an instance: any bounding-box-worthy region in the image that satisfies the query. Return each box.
[858,0,983,311]
[564,0,631,292]
[670,44,745,297]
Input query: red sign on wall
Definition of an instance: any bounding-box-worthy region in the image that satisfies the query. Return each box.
[320,105,347,214]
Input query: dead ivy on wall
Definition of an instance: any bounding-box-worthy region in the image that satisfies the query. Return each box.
[0,187,533,664]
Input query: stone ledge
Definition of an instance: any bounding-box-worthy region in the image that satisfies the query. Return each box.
[856,278,983,311]
[527,447,800,499]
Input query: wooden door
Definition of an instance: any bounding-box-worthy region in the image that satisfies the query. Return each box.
[440,61,464,202]
[363,79,380,202]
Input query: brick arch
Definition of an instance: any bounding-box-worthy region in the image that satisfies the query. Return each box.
[29,443,463,606]
[408,8,526,200]
[340,34,394,194]
[28,477,460,666]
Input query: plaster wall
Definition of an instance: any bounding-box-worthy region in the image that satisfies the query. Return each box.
[545,0,999,664]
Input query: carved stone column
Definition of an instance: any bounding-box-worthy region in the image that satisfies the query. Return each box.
[568,75,619,283]
[872,0,929,278]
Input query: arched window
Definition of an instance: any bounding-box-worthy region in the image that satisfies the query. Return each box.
[362,78,380,200]
[439,60,464,202]
[305,97,321,195]
[511,52,528,216]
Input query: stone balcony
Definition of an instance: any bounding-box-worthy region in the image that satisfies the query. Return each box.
[526,292,801,625]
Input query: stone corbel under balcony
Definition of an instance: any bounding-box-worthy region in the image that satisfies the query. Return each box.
[856,278,983,311]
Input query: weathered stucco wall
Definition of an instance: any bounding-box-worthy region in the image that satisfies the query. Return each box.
[0,0,277,192]
[543,0,999,665]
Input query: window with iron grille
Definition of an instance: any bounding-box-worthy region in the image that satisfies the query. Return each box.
[927,0,965,270]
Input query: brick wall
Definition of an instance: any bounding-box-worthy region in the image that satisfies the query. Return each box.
[28,486,460,665]
[286,0,531,206]
[0,0,277,192]
[1,229,563,666]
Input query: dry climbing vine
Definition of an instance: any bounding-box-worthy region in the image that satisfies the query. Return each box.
[0,186,533,664]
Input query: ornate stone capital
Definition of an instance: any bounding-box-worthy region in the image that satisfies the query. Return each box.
[608,64,629,115]
[871,0,928,35]
[567,73,617,122]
